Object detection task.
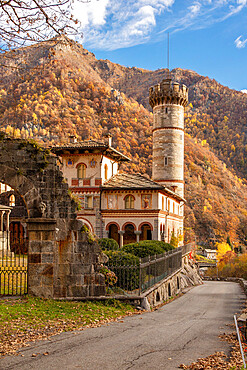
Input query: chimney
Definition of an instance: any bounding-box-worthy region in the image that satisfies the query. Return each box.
[105,134,112,147]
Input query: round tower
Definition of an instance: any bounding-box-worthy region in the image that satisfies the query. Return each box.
[149,78,188,198]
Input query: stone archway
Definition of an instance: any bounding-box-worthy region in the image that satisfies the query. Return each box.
[0,137,105,298]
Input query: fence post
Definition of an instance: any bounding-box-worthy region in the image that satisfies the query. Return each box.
[148,256,151,289]
[139,258,141,295]
[154,254,157,284]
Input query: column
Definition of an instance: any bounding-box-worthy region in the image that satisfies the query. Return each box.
[134,231,142,242]
[165,217,168,242]
[6,210,10,231]
[118,231,125,248]
[6,211,10,250]
[1,210,5,232]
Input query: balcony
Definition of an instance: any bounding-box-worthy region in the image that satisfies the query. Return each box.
[71,178,91,187]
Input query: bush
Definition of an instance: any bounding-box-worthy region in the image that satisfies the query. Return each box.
[105,250,140,290]
[98,238,119,251]
[99,266,117,286]
[122,240,174,258]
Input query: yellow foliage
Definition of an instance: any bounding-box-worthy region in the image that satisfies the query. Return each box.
[32,113,38,121]
[215,242,231,262]
[189,103,193,108]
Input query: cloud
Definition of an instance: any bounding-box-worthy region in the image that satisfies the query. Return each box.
[241,89,247,93]
[235,35,247,48]
[72,0,247,51]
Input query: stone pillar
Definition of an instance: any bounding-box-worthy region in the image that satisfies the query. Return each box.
[6,211,10,251]
[27,218,56,298]
[1,211,5,231]
[134,231,142,242]
[165,218,168,242]
[153,219,159,240]
[6,211,10,231]
[118,231,125,247]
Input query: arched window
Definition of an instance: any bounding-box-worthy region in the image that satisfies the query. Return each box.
[162,197,164,210]
[125,195,134,209]
[9,194,15,207]
[77,164,86,179]
[104,164,108,180]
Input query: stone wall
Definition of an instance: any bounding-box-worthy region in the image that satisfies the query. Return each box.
[0,136,105,298]
[143,254,202,308]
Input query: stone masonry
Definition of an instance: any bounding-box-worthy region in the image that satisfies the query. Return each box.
[0,136,105,298]
[149,79,188,199]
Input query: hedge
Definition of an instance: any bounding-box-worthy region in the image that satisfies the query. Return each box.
[105,250,140,290]
[98,238,119,251]
[122,240,174,258]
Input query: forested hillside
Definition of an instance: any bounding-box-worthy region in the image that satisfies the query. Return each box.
[0,35,246,246]
[93,61,247,180]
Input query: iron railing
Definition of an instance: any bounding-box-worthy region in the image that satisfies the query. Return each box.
[139,248,182,293]
[182,242,194,256]
[0,231,28,296]
[105,247,184,296]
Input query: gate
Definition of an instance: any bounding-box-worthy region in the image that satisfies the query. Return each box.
[0,230,28,295]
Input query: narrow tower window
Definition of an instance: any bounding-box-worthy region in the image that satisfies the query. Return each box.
[165,107,168,114]
[164,157,168,166]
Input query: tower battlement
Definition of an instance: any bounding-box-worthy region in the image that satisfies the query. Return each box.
[149,78,188,108]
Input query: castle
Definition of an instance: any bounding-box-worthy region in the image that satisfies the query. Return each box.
[52,77,188,247]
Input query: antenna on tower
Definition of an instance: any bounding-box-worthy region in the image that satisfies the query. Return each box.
[167,32,171,80]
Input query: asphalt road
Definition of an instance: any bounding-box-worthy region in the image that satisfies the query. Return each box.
[1,281,245,370]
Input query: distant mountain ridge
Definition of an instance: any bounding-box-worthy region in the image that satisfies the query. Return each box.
[0,36,246,246]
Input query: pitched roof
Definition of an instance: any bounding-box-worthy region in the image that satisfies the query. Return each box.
[102,173,185,201]
[103,173,162,190]
[51,140,130,162]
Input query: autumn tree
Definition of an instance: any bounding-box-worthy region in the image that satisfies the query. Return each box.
[0,0,87,53]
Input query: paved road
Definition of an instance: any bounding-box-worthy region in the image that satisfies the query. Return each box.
[1,281,245,370]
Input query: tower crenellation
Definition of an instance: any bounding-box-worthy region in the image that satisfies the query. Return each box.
[149,79,188,108]
[149,78,188,199]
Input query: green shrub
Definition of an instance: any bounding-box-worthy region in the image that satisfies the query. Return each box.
[122,240,174,258]
[98,238,119,251]
[99,266,117,286]
[105,250,140,290]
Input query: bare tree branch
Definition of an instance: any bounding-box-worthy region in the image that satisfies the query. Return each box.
[0,0,88,52]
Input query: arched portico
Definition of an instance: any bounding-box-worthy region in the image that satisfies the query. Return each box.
[122,222,137,246]
[138,222,153,241]
[106,222,120,246]
[77,217,94,233]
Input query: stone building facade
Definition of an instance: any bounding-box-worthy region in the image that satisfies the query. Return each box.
[52,78,188,247]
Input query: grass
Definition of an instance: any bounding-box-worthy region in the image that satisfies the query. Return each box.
[0,296,136,357]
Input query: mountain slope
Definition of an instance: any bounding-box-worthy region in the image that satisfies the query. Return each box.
[92,60,247,181]
[0,36,246,246]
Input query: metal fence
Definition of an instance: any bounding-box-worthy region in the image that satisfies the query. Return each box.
[182,242,195,256]
[105,247,184,296]
[0,231,28,296]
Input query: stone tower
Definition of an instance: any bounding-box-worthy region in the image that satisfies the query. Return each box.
[149,78,188,198]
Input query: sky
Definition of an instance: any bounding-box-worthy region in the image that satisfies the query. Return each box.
[72,0,247,91]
